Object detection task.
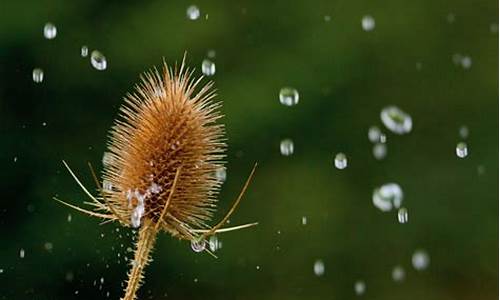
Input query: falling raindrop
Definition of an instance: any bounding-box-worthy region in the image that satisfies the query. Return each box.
[380,106,413,134]
[191,239,206,253]
[44,242,53,251]
[201,59,216,76]
[334,153,348,169]
[301,216,307,225]
[208,236,221,252]
[397,207,408,223]
[19,249,25,258]
[446,13,455,23]
[279,87,299,106]
[67,214,72,222]
[412,250,430,270]
[32,68,44,83]
[368,126,382,143]
[186,5,200,20]
[361,15,375,31]
[373,143,387,160]
[392,265,405,282]
[459,126,469,139]
[456,142,468,158]
[81,45,88,57]
[280,139,294,156]
[102,180,113,192]
[372,183,403,212]
[313,260,325,276]
[461,56,472,69]
[354,280,366,295]
[43,22,57,39]
[207,49,216,58]
[90,50,107,71]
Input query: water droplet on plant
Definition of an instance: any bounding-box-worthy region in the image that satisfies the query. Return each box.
[191,239,206,253]
[32,68,44,83]
[215,166,226,182]
[456,142,468,158]
[103,180,113,192]
[43,22,57,39]
[279,87,299,106]
[446,13,455,23]
[207,49,216,58]
[81,45,88,57]
[102,152,113,166]
[380,106,413,134]
[313,260,325,276]
[459,126,469,139]
[354,280,366,295]
[373,143,387,160]
[392,265,405,282]
[372,183,403,212]
[334,152,348,169]
[280,139,294,156]
[361,15,375,31]
[397,207,408,223]
[201,59,215,76]
[186,5,200,20]
[90,50,107,71]
[412,249,430,270]
[208,236,221,252]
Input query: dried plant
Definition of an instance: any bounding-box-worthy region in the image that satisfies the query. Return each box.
[55,57,257,300]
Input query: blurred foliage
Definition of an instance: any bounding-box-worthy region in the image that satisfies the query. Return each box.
[0,0,498,299]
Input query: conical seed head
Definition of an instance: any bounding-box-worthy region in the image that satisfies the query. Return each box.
[101,62,226,238]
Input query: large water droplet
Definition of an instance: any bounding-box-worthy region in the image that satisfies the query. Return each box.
[191,239,206,253]
[90,50,107,71]
[397,207,408,223]
[279,87,299,106]
[373,143,387,160]
[412,249,430,270]
[361,15,375,31]
[334,152,348,169]
[354,280,366,295]
[43,22,57,39]
[313,260,325,276]
[81,45,88,57]
[456,142,468,158]
[280,139,294,156]
[186,5,200,20]
[201,59,215,76]
[380,106,413,134]
[392,265,405,282]
[372,183,403,212]
[32,68,44,83]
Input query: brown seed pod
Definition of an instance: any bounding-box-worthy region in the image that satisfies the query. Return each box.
[55,57,257,300]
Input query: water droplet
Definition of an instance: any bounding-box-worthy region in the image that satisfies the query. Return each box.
[459,126,469,139]
[334,152,348,169]
[102,180,113,192]
[32,68,44,83]
[201,59,215,76]
[397,207,408,223]
[372,143,387,160]
[456,142,468,158]
[392,265,405,282]
[354,280,366,295]
[461,56,472,69]
[44,242,53,251]
[372,183,403,212]
[90,50,107,71]
[313,260,325,276]
[380,106,413,134]
[279,87,299,106]
[301,216,307,225]
[446,13,455,23]
[191,239,206,253]
[43,22,57,39]
[186,5,200,20]
[215,166,227,182]
[67,214,72,222]
[81,45,88,57]
[280,139,294,156]
[368,126,382,143]
[490,23,498,33]
[412,249,430,270]
[361,15,375,31]
[256,265,261,270]
[19,248,25,258]
[208,236,221,252]
[324,15,332,22]
[207,49,216,58]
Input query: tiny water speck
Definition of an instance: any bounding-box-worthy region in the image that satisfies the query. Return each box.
[90,50,107,71]
[191,239,206,253]
[301,216,307,225]
[280,139,294,156]
[380,106,413,134]
[32,68,44,83]
[461,56,472,69]
[373,143,387,160]
[354,280,366,295]
[44,242,53,251]
[19,248,25,258]
[81,45,88,57]
[67,213,72,222]
[43,22,57,39]
[456,142,468,158]
[412,249,430,270]
[392,265,405,282]
[397,207,408,223]
[334,152,348,169]
[186,5,200,20]
[361,15,375,31]
[313,260,325,276]
[372,183,403,212]
[201,59,216,76]
[279,87,299,106]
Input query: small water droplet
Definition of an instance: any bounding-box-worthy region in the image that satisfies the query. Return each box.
[43,22,57,39]
[456,142,468,158]
[461,56,472,69]
[201,59,215,76]
[412,249,430,270]
[373,143,387,160]
[368,126,382,143]
[215,166,227,182]
[102,152,114,166]
[186,5,200,20]
[32,68,44,83]
[313,260,325,276]
[67,214,72,222]
[280,139,294,156]
[490,23,498,33]
[354,280,366,295]
[380,106,413,134]
[392,265,405,282]
[208,236,221,252]
[207,49,216,58]
[459,126,469,139]
[334,152,348,169]
[279,87,299,106]
[19,248,25,258]
[191,239,206,253]
[324,15,332,22]
[81,45,88,57]
[361,15,375,31]
[372,183,403,212]
[301,216,307,225]
[397,207,408,223]
[44,242,53,251]
[90,50,107,71]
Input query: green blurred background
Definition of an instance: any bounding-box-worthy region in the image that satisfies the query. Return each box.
[0,0,498,299]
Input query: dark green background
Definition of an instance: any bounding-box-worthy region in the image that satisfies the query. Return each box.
[0,0,498,299]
